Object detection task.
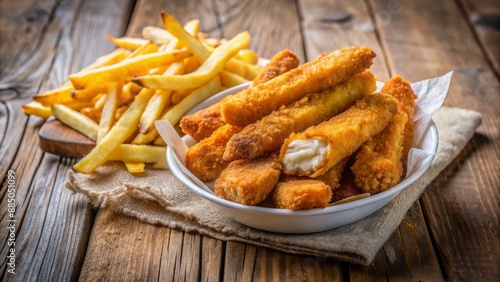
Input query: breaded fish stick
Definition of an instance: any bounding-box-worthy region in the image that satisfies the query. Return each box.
[179,49,300,141]
[223,70,376,161]
[215,156,282,206]
[280,94,398,178]
[220,46,376,126]
[252,49,300,85]
[381,75,417,166]
[184,124,243,181]
[272,179,332,210]
[351,102,408,194]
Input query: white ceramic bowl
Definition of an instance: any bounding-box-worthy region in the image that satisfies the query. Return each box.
[167,83,438,233]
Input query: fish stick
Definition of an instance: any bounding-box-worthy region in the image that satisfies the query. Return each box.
[215,156,282,206]
[252,49,300,85]
[272,179,332,210]
[381,75,417,166]
[179,49,300,141]
[223,70,376,161]
[351,102,408,194]
[184,124,243,181]
[220,46,376,126]
[280,94,398,178]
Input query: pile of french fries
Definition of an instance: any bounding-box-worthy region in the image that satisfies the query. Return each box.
[22,12,262,174]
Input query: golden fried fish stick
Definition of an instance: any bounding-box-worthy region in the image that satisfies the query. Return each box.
[272,179,332,210]
[280,94,398,178]
[351,102,408,194]
[215,156,282,206]
[179,49,300,141]
[220,46,376,126]
[179,103,225,141]
[252,49,299,85]
[223,70,376,161]
[381,75,417,166]
[184,124,243,181]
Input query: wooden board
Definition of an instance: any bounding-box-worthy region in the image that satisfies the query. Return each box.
[39,119,95,159]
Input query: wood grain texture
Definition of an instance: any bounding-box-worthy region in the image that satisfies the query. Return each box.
[0,0,134,280]
[371,0,500,279]
[459,0,500,76]
[39,119,95,158]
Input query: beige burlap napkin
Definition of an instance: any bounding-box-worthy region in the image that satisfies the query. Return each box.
[65,107,482,265]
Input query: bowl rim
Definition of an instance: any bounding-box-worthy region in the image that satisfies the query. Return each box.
[166,83,439,217]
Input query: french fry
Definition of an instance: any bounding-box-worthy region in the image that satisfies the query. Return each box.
[71,84,109,101]
[93,94,107,110]
[34,49,130,106]
[97,83,122,142]
[132,31,250,90]
[51,104,99,141]
[73,88,155,174]
[234,49,259,64]
[138,61,185,134]
[141,26,175,45]
[161,77,221,125]
[126,41,159,58]
[219,70,249,88]
[108,144,166,166]
[170,89,193,104]
[107,35,150,50]
[80,107,101,123]
[161,12,261,81]
[69,49,191,90]
[22,101,52,119]
[124,162,145,174]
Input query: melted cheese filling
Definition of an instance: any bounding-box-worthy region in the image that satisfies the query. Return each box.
[282,138,329,174]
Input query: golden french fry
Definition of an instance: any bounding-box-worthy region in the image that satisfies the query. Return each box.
[51,104,99,141]
[63,99,95,111]
[161,13,260,80]
[34,49,130,106]
[141,26,175,45]
[73,88,155,174]
[133,31,250,90]
[80,107,101,123]
[183,56,201,73]
[69,49,191,90]
[126,41,159,58]
[93,94,107,110]
[153,135,167,147]
[97,83,122,142]
[234,49,259,64]
[124,162,145,174]
[219,70,249,88]
[161,19,200,52]
[109,144,166,165]
[139,61,184,134]
[170,89,193,104]
[71,84,109,101]
[107,35,150,50]
[131,127,159,145]
[161,77,221,125]
[22,101,52,119]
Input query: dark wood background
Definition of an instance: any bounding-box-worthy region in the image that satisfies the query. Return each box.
[0,0,498,280]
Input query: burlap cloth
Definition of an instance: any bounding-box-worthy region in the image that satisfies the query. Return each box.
[65,107,482,265]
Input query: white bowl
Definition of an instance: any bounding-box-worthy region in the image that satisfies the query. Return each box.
[167,83,438,233]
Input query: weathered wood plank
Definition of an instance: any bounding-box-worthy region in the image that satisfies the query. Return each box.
[0,0,134,279]
[370,0,500,280]
[459,0,500,76]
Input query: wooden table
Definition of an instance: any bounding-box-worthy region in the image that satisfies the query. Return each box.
[1,0,498,280]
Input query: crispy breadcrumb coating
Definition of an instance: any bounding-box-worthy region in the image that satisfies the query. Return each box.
[184,124,243,181]
[223,70,376,161]
[252,49,300,85]
[352,102,408,194]
[215,157,282,206]
[272,179,332,210]
[280,93,398,178]
[381,75,417,166]
[220,46,376,126]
